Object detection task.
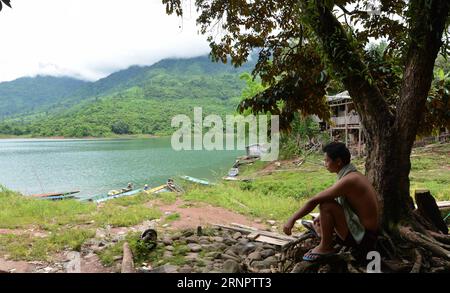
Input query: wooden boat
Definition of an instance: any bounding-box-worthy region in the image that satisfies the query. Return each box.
[30,190,80,198]
[93,188,143,203]
[39,194,76,200]
[180,175,214,186]
[144,184,169,194]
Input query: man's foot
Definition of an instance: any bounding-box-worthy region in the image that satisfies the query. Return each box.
[302,246,336,262]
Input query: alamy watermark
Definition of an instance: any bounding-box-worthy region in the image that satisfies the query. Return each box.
[171,107,280,161]
[366,251,382,273]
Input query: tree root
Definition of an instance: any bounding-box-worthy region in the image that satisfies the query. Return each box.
[429,231,450,245]
[284,221,450,273]
[410,249,423,273]
[399,226,450,260]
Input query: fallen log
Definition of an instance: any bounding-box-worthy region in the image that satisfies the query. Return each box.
[121,242,135,273]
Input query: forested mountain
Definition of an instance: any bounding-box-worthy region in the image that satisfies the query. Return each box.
[0,55,256,137]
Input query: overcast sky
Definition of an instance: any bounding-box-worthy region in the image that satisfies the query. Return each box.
[0,0,211,82]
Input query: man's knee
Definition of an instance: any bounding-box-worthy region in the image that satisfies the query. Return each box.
[319,201,340,214]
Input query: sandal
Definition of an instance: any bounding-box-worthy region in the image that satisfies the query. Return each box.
[302,249,336,262]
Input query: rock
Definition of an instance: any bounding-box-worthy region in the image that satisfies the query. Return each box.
[200,244,215,251]
[178,265,193,273]
[164,211,172,215]
[182,230,195,238]
[162,237,173,246]
[199,239,210,245]
[238,238,249,245]
[260,249,276,259]
[165,245,174,251]
[211,242,228,251]
[267,220,276,225]
[185,236,199,244]
[255,219,262,223]
[162,224,170,228]
[206,252,222,259]
[113,256,123,261]
[185,253,199,263]
[150,264,179,273]
[187,243,202,252]
[223,237,237,246]
[232,232,242,240]
[247,251,262,261]
[212,236,224,243]
[84,252,96,259]
[224,248,239,258]
[222,253,241,263]
[251,256,278,270]
[163,251,173,259]
[171,233,182,241]
[235,243,256,255]
[222,260,242,273]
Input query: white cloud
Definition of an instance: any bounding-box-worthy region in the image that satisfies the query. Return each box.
[0,0,211,82]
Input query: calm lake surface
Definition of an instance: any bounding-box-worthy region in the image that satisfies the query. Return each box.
[0,138,244,198]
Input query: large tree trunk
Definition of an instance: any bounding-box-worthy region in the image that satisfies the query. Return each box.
[365,127,415,227]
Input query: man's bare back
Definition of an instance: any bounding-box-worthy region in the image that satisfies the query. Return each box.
[337,171,379,232]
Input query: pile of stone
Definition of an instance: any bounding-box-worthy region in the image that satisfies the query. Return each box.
[143,227,282,273]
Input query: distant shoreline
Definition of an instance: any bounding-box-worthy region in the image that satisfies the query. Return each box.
[0,134,161,140]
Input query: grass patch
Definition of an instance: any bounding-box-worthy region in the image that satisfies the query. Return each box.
[0,228,94,261]
[157,192,178,204]
[165,213,181,223]
[0,188,96,229]
[93,204,161,227]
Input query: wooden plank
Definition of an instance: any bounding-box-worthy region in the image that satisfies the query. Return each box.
[255,235,289,247]
[230,223,296,241]
[247,232,260,240]
[437,201,450,209]
[230,223,258,231]
[215,223,296,242]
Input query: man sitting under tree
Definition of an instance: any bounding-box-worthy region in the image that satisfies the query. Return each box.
[283,142,379,262]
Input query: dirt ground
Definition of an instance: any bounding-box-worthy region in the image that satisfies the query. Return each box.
[0,199,268,273]
[152,199,267,230]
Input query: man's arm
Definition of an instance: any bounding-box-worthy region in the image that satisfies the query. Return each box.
[283,177,350,235]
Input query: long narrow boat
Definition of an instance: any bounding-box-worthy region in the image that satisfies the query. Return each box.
[30,191,80,198]
[179,175,214,186]
[39,194,76,200]
[93,188,143,203]
[144,184,169,194]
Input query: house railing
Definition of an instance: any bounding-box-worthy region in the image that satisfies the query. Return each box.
[330,115,360,126]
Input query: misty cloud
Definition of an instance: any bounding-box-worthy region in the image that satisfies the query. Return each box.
[0,0,211,82]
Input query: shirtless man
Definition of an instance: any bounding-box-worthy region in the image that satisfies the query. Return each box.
[283,142,379,261]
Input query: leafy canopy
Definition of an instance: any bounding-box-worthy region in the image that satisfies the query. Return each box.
[162,0,449,133]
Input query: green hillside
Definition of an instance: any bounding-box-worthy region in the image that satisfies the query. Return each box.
[0,55,256,137]
[0,76,89,119]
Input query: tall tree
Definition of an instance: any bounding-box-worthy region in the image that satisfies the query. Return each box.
[163,0,450,267]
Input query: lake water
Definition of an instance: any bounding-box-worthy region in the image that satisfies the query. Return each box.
[0,138,244,198]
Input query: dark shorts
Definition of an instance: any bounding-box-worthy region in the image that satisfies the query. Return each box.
[336,230,378,254]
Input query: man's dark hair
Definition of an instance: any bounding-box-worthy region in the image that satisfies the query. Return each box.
[322,142,351,165]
